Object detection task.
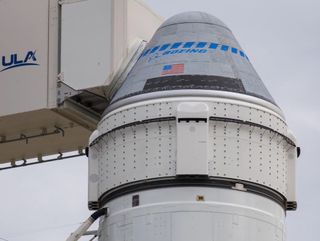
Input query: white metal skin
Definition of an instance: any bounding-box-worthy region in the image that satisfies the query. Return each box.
[0,0,53,116]
[99,188,285,241]
[89,95,295,199]
[176,102,209,175]
[60,0,163,90]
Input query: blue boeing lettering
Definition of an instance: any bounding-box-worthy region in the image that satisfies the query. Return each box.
[140,41,249,61]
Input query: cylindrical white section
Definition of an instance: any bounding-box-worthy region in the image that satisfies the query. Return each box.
[89,96,294,199]
[98,187,285,241]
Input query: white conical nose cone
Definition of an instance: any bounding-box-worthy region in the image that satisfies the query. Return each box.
[111,12,276,108]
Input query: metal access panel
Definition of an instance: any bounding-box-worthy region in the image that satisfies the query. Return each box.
[176,102,210,175]
[60,0,163,90]
[60,0,113,90]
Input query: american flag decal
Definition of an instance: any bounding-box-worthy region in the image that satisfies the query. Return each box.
[161,64,185,75]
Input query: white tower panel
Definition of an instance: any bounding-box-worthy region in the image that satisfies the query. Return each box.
[0,0,54,116]
[60,0,163,90]
[60,0,113,90]
[0,0,162,165]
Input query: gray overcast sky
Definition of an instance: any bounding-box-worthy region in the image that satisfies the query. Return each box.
[1,0,319,240]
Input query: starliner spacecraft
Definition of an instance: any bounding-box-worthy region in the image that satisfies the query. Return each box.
[83,11,299,241]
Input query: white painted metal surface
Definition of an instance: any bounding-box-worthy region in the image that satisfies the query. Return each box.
[89,95,295,200]
[0,0,56,116]
[176,102,209,175]
[99,187,285,241]
[98,95,286,136]
[60,0,113,90]
[60,0,163,90]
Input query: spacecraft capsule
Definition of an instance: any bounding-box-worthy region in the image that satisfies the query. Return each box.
[88,11,298,241]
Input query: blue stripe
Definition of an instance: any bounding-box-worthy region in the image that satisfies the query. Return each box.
[196,42,207,48]
[231,48,238,54]
[221,45,229,51]
[183,42,195,48]
[171,42,183,49]
[160,44,170,51]
[150,46,160,53]
[209,43,219,49]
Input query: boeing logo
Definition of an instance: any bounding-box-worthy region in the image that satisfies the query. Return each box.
[1,50,39,72]
[140,41,249,62]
